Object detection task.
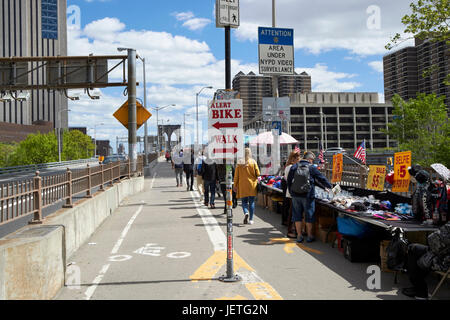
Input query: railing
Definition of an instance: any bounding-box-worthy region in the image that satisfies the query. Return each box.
[0,156,143,227]
[320,162,417,197]
[0,158,99,175]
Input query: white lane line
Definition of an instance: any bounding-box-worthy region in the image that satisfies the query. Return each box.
[84,264,110,300]
[150,172,157,189]
[190,190,226,252]
[111,205,143,254]
[84,203,144,300]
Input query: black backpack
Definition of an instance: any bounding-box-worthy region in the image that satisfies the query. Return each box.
[291,163,311,195]
[386,227,409,271]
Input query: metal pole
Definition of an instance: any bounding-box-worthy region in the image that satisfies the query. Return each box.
[142,57,149,166]
[128,49,138,173]
[94,127,97,157]
[219,25,241,283]
[271,0,280,176]
[157,108,160,152]
[196,93,199,148]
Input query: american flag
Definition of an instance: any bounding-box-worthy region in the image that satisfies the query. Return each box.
[318,143,324,164]
[354,140,366,164]
[294,145,300,154]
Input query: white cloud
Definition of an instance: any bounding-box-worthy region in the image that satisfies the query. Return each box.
[67,17,369,149]
[236,0,415,56]
[173,11,212,31]
[368,61,384,73]
[297,64,361,92]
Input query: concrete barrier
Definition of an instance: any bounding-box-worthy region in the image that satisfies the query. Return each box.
[0,176,144,300]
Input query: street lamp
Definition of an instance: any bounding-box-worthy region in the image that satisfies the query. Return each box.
[196,86,213,148]
[184,113,193,147]
[58,108,71,162]
[93,123,105,157]
[136,54,149,165]
[313,136,320,154]
[320,111,328,150]
[150,104,176,152]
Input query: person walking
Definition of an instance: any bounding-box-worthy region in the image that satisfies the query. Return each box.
[234,148,260,225]
[287,151,332,243]
[283,151,301,238]
[183,149,195,191]
[194,151,206,196]
[171,149,184,187]
[202,156,218,209]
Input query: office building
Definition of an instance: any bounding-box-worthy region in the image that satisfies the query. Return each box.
[232,71,312,122]
[383,38,449,108]
[0,0,68,128]
[244,92,394,152]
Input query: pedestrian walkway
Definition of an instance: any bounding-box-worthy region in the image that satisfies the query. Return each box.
[55,158,450,300]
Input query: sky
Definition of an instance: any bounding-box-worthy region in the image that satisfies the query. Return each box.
[66,0,415,152]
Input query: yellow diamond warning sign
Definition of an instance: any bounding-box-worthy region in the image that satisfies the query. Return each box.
[113,100,152,130]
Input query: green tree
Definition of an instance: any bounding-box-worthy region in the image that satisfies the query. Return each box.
[62,129,95,161]
[386,0,450,84]
[0,143,18,167]
[8,132,58,166]
[382,94,450,167]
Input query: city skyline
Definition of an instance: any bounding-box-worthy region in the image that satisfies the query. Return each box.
[64,0,414,150]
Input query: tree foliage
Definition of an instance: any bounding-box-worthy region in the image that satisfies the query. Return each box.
[386,0,450,85]
[0,143,18,167]
[381,93,450,167]
[2,130,95,167]
[386,0,450,49]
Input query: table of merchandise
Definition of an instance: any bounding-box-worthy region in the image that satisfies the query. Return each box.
[258,181,438,233]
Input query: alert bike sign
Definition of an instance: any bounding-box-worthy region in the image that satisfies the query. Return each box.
[366,165,387,191]
[208,99,244,160]
[392,151,412,193]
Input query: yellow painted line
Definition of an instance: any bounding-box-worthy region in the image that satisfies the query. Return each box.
[245,282,283,300]
[190,251,226,282]
[215,295,248,300]
[284,243,296,254]
[233,251,255,272]
[263,238,323,255]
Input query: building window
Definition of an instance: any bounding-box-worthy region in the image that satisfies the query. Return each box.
[42,0,58,39]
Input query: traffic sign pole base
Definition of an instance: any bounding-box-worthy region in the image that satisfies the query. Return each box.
[218,274,242,283]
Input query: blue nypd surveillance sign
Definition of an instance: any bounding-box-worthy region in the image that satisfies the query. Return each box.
[258,27,294,75]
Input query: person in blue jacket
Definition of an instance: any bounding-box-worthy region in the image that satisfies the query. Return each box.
[287,151,332,243]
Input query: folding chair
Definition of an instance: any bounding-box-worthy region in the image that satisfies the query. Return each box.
[430,268,450,300]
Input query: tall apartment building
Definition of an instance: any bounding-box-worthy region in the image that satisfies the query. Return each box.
[232,71,312,122]
[383,38,449,108]
[245,92,394,152]
[0,0,68,127]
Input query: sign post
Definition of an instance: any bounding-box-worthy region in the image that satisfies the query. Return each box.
[208,98,243,283]
[216,0,241,283]
[392,151,412,193]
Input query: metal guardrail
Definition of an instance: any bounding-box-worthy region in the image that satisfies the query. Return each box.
[0,158,100,175]
[0,156,144,227]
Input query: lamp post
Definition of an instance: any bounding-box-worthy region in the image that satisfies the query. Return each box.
[151,104,175,152]
[320,111,328,150]
[314,136,320,154]
[184,113,193,147]
[196,86,213,149]
[93,123,105,157]
[137,55,148,165]
[57,108,71,162]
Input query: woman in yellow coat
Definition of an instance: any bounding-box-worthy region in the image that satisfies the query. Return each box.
[233,148,260,225]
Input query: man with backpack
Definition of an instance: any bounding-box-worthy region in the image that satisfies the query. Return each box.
[287,151,332,243]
